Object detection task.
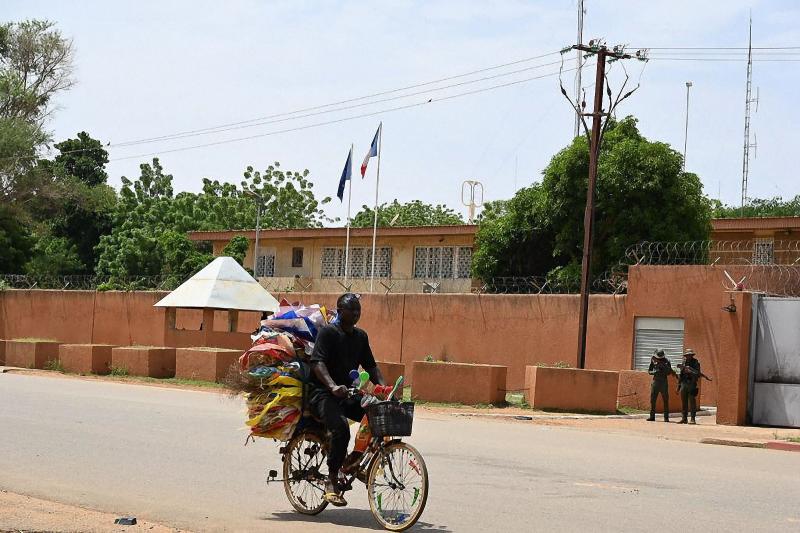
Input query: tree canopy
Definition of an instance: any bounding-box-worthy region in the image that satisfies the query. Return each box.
[94,159,333,287]
[712,196,800,218]
[473,117,712,282]
[351,199,464,227]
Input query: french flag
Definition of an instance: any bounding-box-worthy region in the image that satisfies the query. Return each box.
[360,123,382,177]
[336,146,353,201]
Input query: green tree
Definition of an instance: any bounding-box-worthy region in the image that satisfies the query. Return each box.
[473,117,712,282]
[35,132,116,273]
[0,203,33,272]
[0,20,74,122]
[0,19,74,209]
[222,236,249,266]
[0,19,76,273]
[95,159,333,286]
[351,200,464,227]
[24,235,83,276]
[240,162,334,228]
[712,196,800,218]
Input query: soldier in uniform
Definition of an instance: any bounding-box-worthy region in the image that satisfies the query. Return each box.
[677,349,702,424]
[647,349,675,422]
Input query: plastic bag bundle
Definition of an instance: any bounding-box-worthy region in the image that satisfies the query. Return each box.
[236,299,331,442]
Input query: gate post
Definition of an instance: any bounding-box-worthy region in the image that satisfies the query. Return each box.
[716,291,754,425]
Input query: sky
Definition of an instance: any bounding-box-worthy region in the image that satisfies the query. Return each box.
[6,0,800,224]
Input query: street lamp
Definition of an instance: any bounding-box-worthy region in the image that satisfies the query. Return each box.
[244,190,262,277]
[683,81,692,170]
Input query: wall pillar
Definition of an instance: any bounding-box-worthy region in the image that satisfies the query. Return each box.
[716,291,753,425]
[228,310,239,332]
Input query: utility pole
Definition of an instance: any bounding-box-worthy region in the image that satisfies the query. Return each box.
[568,41,642,370]
[574,0,585,138]
[244,190,263,277]
[683,81,692,170]
[741,16,759,210]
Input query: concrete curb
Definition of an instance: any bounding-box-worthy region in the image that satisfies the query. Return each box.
[765,440,800,452]
[453,408,717,421]
[700,438,766,449]
[0,366,26,373]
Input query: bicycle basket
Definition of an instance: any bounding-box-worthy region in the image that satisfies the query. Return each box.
[366,401,414,438]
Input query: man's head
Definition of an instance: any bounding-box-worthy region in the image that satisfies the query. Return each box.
[336,293,361,329]
[682,349,696,359]
[654,349,666,360]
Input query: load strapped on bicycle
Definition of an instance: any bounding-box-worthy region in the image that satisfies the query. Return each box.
[227,298,428,532]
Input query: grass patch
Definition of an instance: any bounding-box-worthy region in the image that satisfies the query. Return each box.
[43,359,65,372]
[12,337,58,342]
[785,437,800,443]
[535,361,572,368]
[118,376,225,388]
[617,406,649,415]
[109,365,129,376]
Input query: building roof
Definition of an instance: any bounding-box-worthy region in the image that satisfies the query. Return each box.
[187,224,479,241]
[154,256,279,312]
[711,216,800,232]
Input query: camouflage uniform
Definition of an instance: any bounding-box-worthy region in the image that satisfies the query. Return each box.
[647,352,674,422]
[678,355,702,424]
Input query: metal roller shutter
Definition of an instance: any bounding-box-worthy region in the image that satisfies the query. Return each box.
[633,317,685,370]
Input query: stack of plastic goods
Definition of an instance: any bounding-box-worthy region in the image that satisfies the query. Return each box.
[239,300,330,441]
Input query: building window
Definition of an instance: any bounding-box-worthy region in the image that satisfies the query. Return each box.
[414,246,473,279]
[321,247,392,278]
[752,238,774,265]
[292,247,304,267]
[256,254,275,277]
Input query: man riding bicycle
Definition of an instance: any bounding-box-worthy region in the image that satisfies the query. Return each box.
[309,292,385,506]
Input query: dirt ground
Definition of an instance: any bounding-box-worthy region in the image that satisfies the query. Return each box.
[0,491,183,533]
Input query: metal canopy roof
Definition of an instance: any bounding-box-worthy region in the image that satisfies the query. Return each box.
[153,256,279,312]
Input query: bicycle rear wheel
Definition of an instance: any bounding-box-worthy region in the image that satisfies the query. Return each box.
[282,431,329,515]
[366,441,428,531]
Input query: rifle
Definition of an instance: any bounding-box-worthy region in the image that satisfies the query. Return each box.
[676,363,712,393]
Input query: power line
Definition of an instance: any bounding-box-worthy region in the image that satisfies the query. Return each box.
[109,65,586,162]
[649,57,800,62]
[114,57,575,147]
[112,50,564,147]
[636,46,800,50]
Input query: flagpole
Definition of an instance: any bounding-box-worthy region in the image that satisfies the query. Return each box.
[344,143,353,286]
[369,123,383,292]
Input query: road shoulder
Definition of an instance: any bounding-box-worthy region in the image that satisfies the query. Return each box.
[0,489,184,533]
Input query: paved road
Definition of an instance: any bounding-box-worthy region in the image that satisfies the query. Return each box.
[1,373,799,532]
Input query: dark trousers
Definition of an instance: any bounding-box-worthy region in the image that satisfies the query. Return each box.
[309,392,365,479]
[680,385,698,420]
[650,381,669,420]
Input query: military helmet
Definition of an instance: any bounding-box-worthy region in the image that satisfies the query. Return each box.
[653,349,667,359]
[682,348,696,358]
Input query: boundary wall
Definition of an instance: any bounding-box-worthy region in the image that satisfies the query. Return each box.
[0,266,748,404]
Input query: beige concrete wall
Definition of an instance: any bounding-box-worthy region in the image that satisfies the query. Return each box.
[228,233,475,280]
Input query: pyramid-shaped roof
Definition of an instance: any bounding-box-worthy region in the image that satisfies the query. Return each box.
[154,256,279,312]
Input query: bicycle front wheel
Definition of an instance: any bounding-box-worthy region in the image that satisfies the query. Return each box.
[367,441,429,531]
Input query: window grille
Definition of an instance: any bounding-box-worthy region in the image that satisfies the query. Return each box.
[414,246,473,279]
[322,246,392,278]
[752,238,774,265]
[256,254,275,277]
[456,247,472,278]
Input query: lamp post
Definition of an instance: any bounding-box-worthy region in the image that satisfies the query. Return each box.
[683,81,692,170]
[244,190,262,277]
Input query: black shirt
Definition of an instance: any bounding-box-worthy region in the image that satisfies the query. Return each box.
[310,324,377,390]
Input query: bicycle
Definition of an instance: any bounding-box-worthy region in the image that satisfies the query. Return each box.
[272,385,429,531]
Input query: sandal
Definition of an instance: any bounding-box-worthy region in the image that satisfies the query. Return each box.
[324,491,348,507]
